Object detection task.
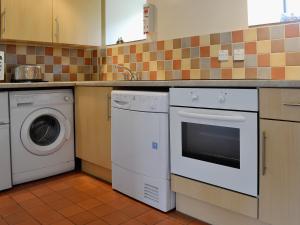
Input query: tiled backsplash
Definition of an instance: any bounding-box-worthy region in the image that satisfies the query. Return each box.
[2,43,100,82]
[101,22,300,80]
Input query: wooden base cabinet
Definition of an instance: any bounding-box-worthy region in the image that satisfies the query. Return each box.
[75,87,112,181]
[259,119,300,225]
[259,88,300,225]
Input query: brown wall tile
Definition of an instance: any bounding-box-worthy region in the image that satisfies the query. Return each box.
[210,33,220,45]
[271,39,285,53]
[286,52,300,66]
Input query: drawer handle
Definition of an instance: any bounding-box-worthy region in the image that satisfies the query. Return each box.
[283,103,300,107]
[261,131,267,176]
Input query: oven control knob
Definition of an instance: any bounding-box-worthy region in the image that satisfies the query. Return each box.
[191,95,199,101]
[218,95,226,104]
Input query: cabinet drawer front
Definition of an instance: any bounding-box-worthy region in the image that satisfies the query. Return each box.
[260,88,300,121]
[171,175,258,219]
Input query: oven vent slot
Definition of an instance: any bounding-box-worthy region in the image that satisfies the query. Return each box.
[144,183,159,203]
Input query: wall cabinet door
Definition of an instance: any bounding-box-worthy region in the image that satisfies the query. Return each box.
[1,0,52,42]
[259,119,300,225]
[53,0,101,46]
[75,87,112,170]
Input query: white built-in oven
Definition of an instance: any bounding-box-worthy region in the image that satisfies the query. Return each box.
[170,88,258,196]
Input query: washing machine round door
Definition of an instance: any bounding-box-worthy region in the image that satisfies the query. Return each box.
[21,108,71,156]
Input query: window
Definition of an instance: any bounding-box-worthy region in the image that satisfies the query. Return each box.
[248,0,300,26]
[105,0,146,45]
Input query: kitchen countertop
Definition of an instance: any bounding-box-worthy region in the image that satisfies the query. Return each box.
[1,80,300,89]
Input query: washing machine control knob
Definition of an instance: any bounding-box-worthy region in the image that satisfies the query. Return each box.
[64,96,70,102]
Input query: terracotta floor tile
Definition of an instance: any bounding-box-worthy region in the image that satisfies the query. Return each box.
[17,219,40,225]
[107,197,132,210]
[10,192,36,203]
[58,205,85,217]
[136,211,168,225]
[50,219,75,225]
[167,211,194,225]
[19,198,46,210]
[40,193,64,204]
[0,204,24,217]
[121,219,144,225]
[3,210,33,225]
[0,218,7,225]
[89,204,117,218]
[86,219,108,225]
[26,205,64,225]
[96,192,122,203]
[188,221,210,225]
[47,181,70,192]
[46,198,74,211]
[156,219,182,225]
[30,186,54,197]
[101,211,130,225]
[77,199,103,210]
[68,211,98,225]
[120,203,150,218]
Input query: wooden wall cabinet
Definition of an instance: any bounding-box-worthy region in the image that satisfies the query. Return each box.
[53,0,101,46]
[1,0,101,46]
[75,87,112,181]
[0,0,53,42]
[259,88,300,225]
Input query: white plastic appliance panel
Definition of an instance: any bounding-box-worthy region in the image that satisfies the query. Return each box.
[0,125,12,190]
[112,107,169,180]
[170,107,258,196]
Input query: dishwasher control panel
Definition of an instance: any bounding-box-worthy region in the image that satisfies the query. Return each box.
[111,91,169,113]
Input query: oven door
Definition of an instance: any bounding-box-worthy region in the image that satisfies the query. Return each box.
[170,107,258,196]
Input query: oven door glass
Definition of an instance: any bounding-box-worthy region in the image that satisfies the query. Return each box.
[182,122,240,169]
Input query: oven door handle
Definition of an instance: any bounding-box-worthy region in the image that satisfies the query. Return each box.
[177,111,246,122]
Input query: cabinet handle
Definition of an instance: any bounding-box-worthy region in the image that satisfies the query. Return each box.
[283,103,300,107]
[1,8,6,34]
[261,131,267,176]
[54,17,59,42]
[107,93,111,120]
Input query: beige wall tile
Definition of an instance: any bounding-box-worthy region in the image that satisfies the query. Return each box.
[270,53,286,67]
[232,68,245,79]
[257,40,271,54]
[53,48,62,56]
[190,69,201,79]
[136,44,143,53]
[221,56,233,68]
[173,49,182,60]
[118,55,124,64]
[143,52,150,62]
[149,61,157,71]
[43,73,54,81]
[26,55,36,64]
[285,66,300,80]
[181,59,191,70]
[210,45,221,57]
[112,47,118,56]
[200,35,210,46]
[157,70,165,80]
[244,28,257,42]
[165,40,173,50]
[77,73,85,81]
[16,45,26,55]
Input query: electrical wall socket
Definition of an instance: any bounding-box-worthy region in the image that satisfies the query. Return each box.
[233,48,245,61]
[218,50,229,61]
[0,51,4,81]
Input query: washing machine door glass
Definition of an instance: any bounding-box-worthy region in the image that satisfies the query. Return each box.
[21,108,71,156]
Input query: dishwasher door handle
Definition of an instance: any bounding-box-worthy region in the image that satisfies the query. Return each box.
[177,111,246,122]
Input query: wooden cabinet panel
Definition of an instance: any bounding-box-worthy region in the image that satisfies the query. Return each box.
[260,88,300,122]
[1,0,52,42]
[53,0,101,46]
[171,175,258,219]
[259,119,300,225]
[75,87,112,170]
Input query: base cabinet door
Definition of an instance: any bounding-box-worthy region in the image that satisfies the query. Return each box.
[75,87,112,170]
[259,119,300,225]
[1,0,52,42]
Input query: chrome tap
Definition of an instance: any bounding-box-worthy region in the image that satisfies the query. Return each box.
[113,65,138,80]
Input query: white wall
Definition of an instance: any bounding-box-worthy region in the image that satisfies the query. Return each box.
[147,0,249,41]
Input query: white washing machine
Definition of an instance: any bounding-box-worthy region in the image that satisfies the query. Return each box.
[10,89,75,185]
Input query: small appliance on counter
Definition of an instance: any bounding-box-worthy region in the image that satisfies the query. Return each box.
[12,65,45,83]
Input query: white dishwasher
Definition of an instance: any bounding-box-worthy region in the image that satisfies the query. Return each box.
[0,92,12,191]
[111,90,175,212]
